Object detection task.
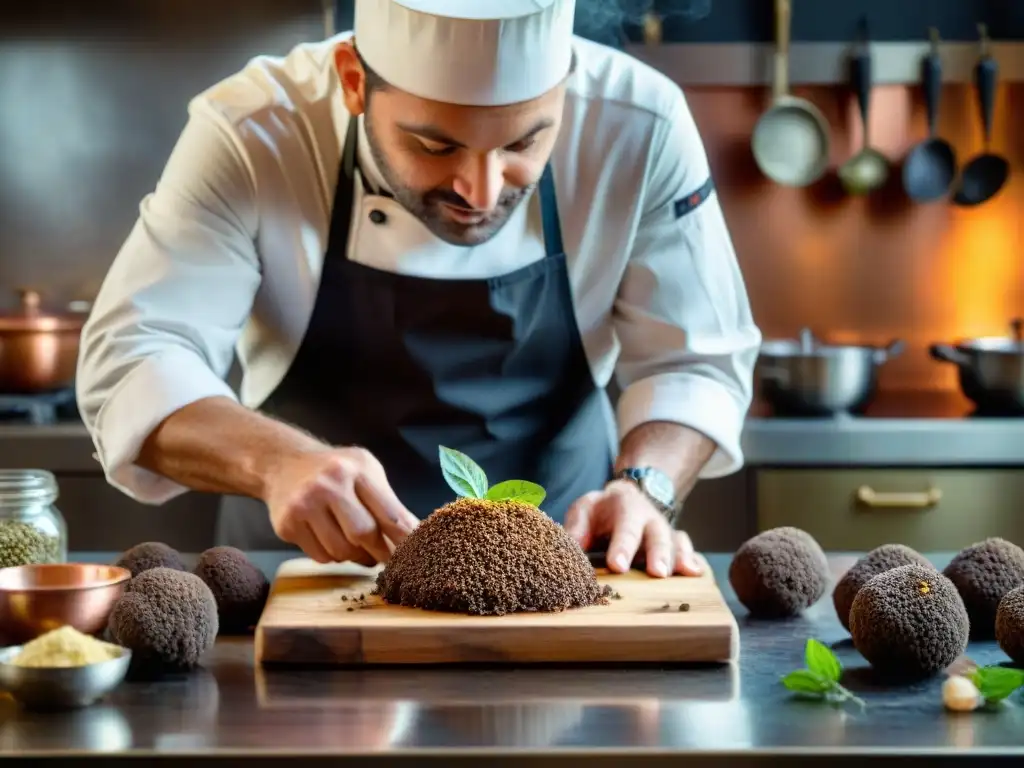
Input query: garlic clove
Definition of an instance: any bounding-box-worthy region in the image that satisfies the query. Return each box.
[943,674,981,712]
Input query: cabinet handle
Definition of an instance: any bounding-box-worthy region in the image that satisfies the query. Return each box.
[855,485,942,509]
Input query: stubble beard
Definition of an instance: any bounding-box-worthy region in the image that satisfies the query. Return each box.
[363,111,534,247]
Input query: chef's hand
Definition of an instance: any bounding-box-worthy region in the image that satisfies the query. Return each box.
[263,447,420,565]
[564,479,703,578]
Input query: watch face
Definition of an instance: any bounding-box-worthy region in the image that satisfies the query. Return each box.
[641,469,675,507]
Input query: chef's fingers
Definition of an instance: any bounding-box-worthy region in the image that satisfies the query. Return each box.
[309,504,368,563]
[296,521,333,564]
[642,516,674,578]
[672,530,703,576]
[605,496,644,573]
[330,490,393,564]
[357,475,419,543]
[351,547,379,568]
[564,490,602,550]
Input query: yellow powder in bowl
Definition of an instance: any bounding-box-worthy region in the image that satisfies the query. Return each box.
[9,626,123,668]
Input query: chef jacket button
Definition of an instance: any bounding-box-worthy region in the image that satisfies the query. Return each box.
[369,209,387,225]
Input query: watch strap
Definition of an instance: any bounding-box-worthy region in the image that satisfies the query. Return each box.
[615,466,678,522]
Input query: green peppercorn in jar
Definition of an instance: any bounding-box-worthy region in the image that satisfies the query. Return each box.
[0,470,66,568]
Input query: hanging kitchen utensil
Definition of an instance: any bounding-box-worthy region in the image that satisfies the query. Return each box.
[838,17,890,195]
[953,24,1010,207]
[902,28,958,202]
[756,328,905,416]
[751,0,831,187]
[929,318,1024,414]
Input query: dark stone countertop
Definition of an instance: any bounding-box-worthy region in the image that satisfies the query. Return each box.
[1,551,1022,766]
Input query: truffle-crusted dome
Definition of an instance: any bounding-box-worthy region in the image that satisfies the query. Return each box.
[193,546,270,634]
[849,564,969,680]
[995,585,1024,663]
[375,498,607,616]
[728,527,829,618]
[943,537,1024,639]
[108,567,218,673]
[833,544,934,632]
[114,542,185,578]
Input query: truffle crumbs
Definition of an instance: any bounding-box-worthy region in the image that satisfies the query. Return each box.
[832,544,934,632]
[375,497,607,616]
[849,563,969,680]
[728,527,830,618]
[995,585,1024,663]
[942,537,1024,639]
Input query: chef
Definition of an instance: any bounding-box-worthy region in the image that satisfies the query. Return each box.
[76,0,761,578]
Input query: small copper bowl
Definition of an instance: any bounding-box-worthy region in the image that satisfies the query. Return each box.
[0,564,131,645]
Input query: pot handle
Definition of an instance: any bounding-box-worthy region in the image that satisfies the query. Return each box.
[929,343,971,366]
[1011,317,1022,343]
[872,338,905,363]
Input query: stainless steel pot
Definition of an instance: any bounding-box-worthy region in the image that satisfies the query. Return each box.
[756,329,905,416]
[929,318,1024,414]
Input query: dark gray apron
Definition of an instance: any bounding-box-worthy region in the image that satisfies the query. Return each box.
[215,119,615,550]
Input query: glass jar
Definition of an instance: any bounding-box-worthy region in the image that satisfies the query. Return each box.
[0,469,66,568]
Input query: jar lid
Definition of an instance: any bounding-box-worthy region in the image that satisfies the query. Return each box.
[0,289,86,332]
[0,470,58,505]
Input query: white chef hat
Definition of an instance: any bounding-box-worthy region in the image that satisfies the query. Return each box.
[353,0,577,107]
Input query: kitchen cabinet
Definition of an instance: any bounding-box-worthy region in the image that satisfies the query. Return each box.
[757,468,1024,550]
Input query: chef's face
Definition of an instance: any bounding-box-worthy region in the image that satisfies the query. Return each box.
[335,42,566,246]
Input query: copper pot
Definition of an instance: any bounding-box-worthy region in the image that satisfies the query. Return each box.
[0,289,87,394]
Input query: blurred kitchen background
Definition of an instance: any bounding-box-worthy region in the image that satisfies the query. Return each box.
[1,0,1022,555]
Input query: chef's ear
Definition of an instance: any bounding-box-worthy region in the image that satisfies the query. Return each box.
[334,41,368,115]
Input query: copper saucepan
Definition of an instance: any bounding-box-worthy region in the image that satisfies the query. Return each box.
[0,288,88,394]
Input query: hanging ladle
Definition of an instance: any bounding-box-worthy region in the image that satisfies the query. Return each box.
[838,18,890,196]
[953,24,1010,207]
[902,28,958,202]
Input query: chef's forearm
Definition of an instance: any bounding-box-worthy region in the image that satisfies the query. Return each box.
[613,421,717,499]
[136,396,329,499]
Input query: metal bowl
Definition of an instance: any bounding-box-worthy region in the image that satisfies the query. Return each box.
[0,564,131,646]
[0,643,131,710]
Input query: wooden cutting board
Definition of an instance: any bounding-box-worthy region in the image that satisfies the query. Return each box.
[254,555,739,666]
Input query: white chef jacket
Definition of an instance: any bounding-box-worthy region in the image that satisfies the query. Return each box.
[76,31,762,506]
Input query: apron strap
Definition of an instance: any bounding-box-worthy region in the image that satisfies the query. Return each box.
[538,163,564,258]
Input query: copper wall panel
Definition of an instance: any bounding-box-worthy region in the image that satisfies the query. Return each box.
[684,81,1024,390]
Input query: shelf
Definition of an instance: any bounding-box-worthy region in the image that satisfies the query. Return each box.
[624,41,1024,87]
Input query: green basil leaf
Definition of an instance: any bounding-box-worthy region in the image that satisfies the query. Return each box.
[973,666,1024,702]
[805,639,842,683]
[485,480,547,507]
[438,446,488,499]
[781,669,834,695]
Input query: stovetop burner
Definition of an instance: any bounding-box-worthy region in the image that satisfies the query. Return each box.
[0,388,79,425]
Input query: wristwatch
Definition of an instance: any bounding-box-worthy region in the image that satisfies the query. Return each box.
[615,466,679,523]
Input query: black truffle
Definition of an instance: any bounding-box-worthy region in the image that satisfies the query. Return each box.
[942,537,1024,639]
[192,546,270,634]
[849,564,969,680]
[728,527,829,618]
[108,567,219,674]
[375,497,609,616]
[995,585,1024,664]
[114,542,186,578]
[833,544,934,632]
